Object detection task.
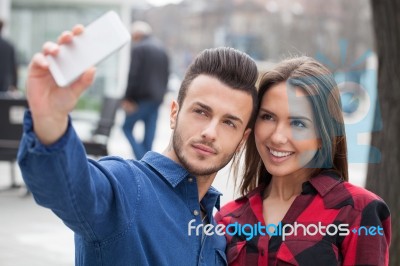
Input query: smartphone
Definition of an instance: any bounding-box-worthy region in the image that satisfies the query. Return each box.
[47,11,131,87]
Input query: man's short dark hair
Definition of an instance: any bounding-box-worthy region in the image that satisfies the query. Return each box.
[177,47,258,128]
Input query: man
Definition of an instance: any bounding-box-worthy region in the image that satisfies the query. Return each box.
[0,19,18,93]
[18,25,258,266]
[122,21,169,159]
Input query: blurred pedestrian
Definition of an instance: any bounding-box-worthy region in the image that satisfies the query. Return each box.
[0,19,18,93]
[121,21,169,159]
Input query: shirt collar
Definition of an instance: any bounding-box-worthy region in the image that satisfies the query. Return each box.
[141,151,223,210]
[233,171,345,218]
[141,151,189,187]
[202,186,222,210]
[308,171,343,197]
[241,171,343,199]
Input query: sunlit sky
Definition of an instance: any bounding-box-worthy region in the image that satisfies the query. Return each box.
[146,0,183,6]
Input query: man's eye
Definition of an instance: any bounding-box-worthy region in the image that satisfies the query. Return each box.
[194,109,207,116]
[224,120,236,128]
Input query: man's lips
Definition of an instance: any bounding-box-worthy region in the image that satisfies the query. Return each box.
[192,143,217,154]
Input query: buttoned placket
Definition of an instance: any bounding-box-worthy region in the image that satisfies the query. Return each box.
[185,175,203,262]
[186,175,218,266]
[187,176,201,219]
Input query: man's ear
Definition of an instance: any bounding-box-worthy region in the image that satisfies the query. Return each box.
[170,100,179,129]
[236,128,252,152]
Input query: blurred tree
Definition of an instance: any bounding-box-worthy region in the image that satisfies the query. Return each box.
[366,0,400,264]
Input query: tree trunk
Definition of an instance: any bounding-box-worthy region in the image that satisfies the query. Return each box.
[366,0,400,264]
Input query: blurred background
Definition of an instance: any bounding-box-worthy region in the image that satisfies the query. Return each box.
[1,0,378,166]
[1,0,375,116]
[1,0,398,265]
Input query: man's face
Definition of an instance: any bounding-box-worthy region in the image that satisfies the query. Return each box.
[132,32,143,42]
[168,74,253,177]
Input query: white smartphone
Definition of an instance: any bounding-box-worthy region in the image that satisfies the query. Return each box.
[46,11,131,87]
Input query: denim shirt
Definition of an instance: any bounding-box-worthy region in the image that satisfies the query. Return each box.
[18,111,227,266]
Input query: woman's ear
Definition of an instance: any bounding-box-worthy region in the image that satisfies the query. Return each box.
[318,139,322,149]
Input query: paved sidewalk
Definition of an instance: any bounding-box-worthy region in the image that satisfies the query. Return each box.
[0,188,75,266]
[0,92,367,265]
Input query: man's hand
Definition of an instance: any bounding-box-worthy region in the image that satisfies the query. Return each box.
[121,99,138,114]
[27,25,96,145]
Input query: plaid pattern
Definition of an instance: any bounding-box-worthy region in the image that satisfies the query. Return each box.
[215,172,391,266]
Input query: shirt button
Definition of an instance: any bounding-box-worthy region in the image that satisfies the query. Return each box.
[193,210,200,216]
[188,177,194,182]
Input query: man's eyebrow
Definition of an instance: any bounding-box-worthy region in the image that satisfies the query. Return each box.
[225,114,244,124]
[194,102,244,124]
[194,102,212,113]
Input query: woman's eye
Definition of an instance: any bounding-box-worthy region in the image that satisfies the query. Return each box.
[260,113,273,121]
[291,120,306,128]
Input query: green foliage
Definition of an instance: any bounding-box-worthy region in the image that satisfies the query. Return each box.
[75,95,101,112]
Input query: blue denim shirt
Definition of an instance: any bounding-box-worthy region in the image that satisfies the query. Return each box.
[18,111,227,266]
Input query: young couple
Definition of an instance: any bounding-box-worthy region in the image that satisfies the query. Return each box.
[19,25,390,265]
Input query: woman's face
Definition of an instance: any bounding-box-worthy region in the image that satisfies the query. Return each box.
[255,81,320,179]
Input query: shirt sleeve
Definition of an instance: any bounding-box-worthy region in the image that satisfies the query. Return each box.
[17,111,139,242]
[340,198,391,266]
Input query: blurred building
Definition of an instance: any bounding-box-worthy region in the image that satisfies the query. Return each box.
[0,0,378,180]
[0,0,133,109]
[131,0,377,165]
[1,0,374,100]
[132,0,373,78]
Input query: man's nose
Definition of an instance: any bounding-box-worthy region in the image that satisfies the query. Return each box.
[201,121,218,142]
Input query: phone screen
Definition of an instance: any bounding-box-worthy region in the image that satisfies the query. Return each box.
[47,11,130,87]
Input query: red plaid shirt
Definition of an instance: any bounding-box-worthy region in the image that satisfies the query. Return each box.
[215,172,391,265]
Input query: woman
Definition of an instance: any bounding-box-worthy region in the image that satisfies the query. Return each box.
[216,56,391,265]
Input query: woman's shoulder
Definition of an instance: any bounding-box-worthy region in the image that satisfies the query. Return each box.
[312,171,388,211]
[341,181,388,211]
[342,181,380,198]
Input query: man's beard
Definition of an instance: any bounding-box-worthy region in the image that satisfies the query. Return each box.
[172,123,236,177]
